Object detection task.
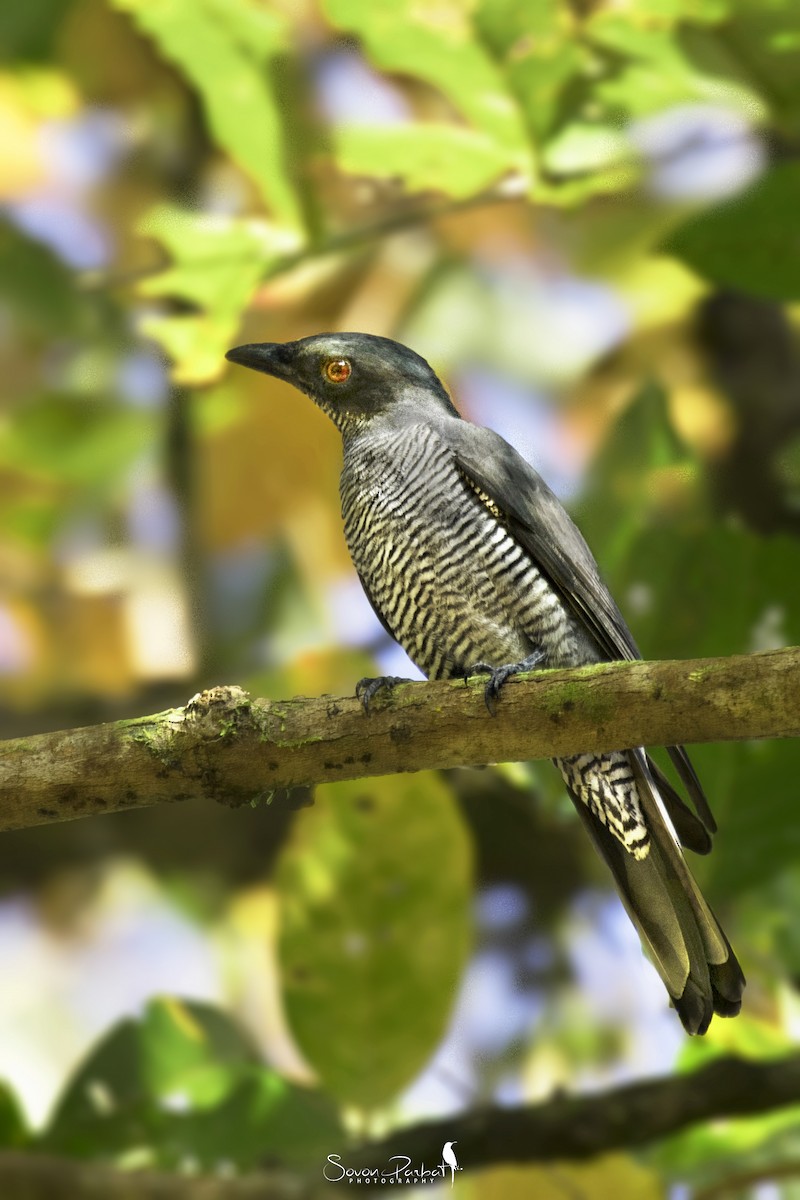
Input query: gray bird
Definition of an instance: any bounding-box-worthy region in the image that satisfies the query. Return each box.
[226,332,744,1034]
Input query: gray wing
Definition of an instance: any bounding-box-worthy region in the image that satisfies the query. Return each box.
[447,420,640,659]
[445,419,715,838]
[443,419,744,1030]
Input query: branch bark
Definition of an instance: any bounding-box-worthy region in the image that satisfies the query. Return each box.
[0,1155,314,1200]
[343,1051,800,1172]
[2,1052,800,1197]
[1,646,798,834]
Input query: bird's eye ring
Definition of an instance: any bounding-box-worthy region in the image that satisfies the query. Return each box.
[323,358,352,384]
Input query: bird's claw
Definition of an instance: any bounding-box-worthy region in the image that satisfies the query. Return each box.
[467,651,546,716]
[355,675,408,713]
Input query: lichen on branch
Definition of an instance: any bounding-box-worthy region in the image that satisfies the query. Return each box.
[0,647,798,835]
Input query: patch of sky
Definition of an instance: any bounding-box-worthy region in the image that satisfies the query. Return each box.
[567,890,684,1080]
[207,541,281,640]
[0,873,221,1127]
[117,352,170,410]
[313,48,411,125]
[630,103,766,203]
[457,368,586,501]
[9,194,110,269]
[476,884,529,934]
[5,109,130,269]
[406,261,630,393]
[399,947,545,1121]
[126,467,181,554]
[326,574,425,678]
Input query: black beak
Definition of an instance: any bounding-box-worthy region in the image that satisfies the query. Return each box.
[225,342,295,380]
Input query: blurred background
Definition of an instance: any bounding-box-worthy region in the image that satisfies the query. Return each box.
[2,0,800,1194]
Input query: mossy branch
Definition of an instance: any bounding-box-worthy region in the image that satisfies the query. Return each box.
[1,646,798,834]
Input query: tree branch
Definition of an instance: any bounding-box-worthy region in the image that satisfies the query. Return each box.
[3,1053,800,1196]
[79,177,526,295]
[343,1052,800,1172]
[1,646,798,834]
[0,1155,317,1200]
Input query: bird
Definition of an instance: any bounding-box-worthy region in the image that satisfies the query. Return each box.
[441,1141,458,1184]
[226,331,745,1035]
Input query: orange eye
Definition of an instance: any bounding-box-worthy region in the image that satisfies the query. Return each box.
[323,358,351,384]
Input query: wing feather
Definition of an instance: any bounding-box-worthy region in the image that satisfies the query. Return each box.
[446,419,715,835]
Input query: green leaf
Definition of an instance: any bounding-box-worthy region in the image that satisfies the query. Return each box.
[613,521,800,666]
[110,0,303,227]
[324,0,529,152]
[586,4,762,120]
[0,390,155,547]
[153,1072,342,1169]
[276,773,473,1110]
[140,997,260,1110]
[573,380,697,573]
[663,163,800,301]
[42,998,342,1168]
[137,206,298,383]
[474,0,585,142]
[738,866,800,981]
[1,497,65,547]
[0,220,81,334]
[0,1082,30,1149]
[608,254,707,331]
[695,0,800,135]
[0,0,74,61]
[688,737,800,897]
[334,124,520,199]
[543,121,632,176]
[0,396,155,490]
[323,0,533,189]
[630,0,730,17]
[533,166,642,207]
[651,1016,800,1176]
[43,1017,148,1158]
[776,433,800,495]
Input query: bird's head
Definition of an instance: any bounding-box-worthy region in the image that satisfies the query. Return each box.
[225,332,459,434]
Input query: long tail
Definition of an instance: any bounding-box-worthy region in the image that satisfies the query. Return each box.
[557,750,744,1035]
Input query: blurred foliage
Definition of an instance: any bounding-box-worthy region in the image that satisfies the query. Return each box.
[277,774,473,1109]
[664,162,800,301]
[17,997,341,1169]
[113,0,303,227]
[457,1154,662,1199]
[1,0,800,1194]
[576,383,800,896]
[136,205,298,384]
[650,1011,800,1189]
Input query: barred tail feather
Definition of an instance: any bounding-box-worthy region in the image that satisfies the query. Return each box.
[565,750,744,1035]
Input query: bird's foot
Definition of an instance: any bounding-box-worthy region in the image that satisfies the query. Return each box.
[355,675,409,714]
[468,651,546,716]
